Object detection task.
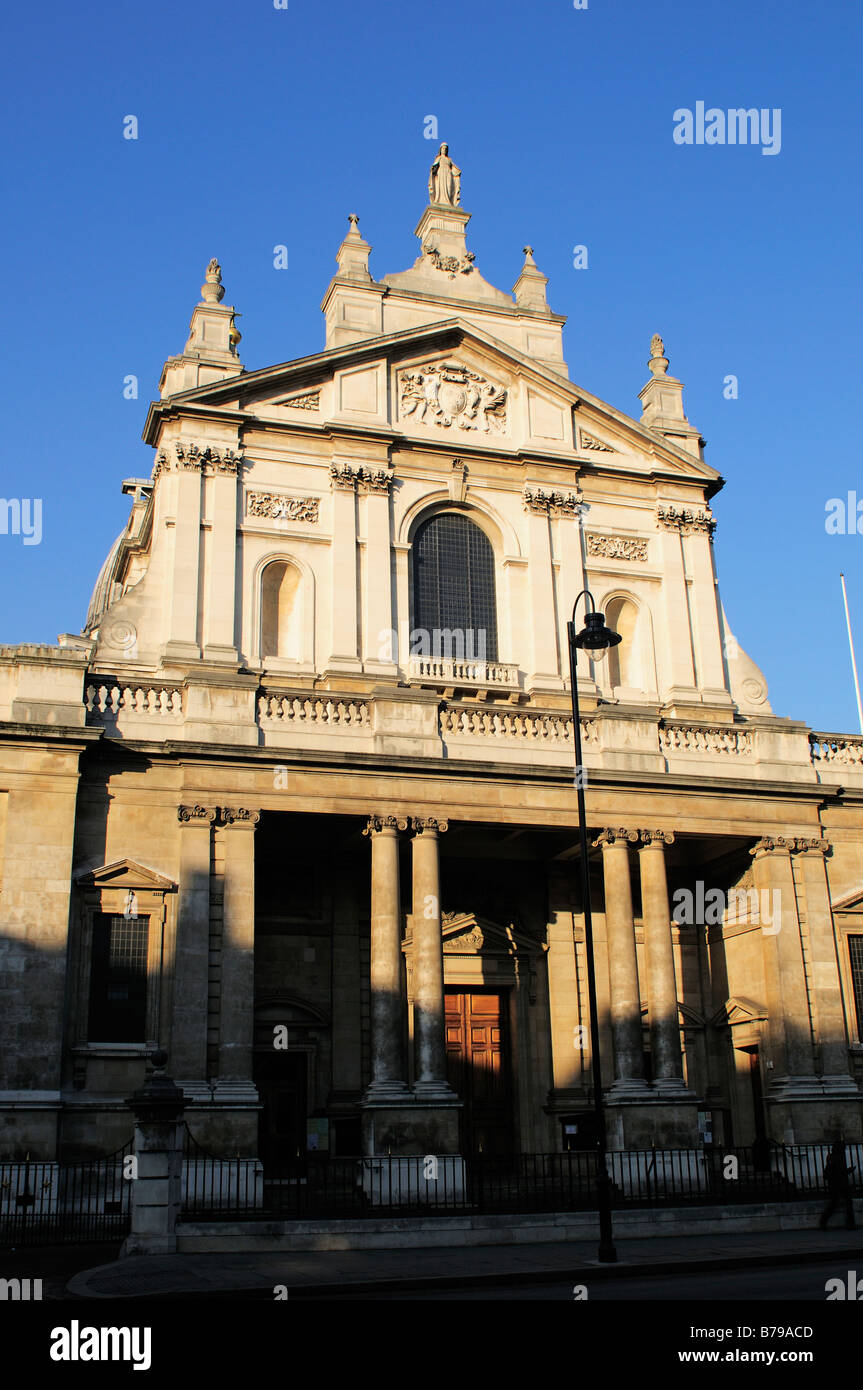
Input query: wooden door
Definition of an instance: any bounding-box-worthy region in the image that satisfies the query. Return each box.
[445,991,511,1155]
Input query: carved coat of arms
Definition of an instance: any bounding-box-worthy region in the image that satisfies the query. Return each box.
[399,361,508,434]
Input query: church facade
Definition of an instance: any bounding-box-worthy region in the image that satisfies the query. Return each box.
[3,147,863,1166]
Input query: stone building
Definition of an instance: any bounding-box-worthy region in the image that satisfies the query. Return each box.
[2,147,863,1166]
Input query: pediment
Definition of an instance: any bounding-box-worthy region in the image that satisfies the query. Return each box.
[74,858,175,892]
[709,996,767,1028]
[144,318,719,483]
[831,886,863,913]
[440,911,537,955]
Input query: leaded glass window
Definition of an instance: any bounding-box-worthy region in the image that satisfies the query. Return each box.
[412,514,498,662]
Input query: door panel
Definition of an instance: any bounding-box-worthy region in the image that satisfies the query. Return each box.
[445,991,511,1155]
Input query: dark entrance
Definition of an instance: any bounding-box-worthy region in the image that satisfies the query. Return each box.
[445,990,512,1155]
[255,1051,308,1172]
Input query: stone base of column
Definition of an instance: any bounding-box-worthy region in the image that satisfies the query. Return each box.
[211,1079,260,1105]
[362,1081,414,1103]
[606,1077,652,1100]
[766,1094,863,1144]
[767,1074,861,1102]
[605,1095,702,1150]
[361,1100,462,1156]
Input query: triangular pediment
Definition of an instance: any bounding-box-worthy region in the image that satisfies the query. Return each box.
[74,858,175,891]
[709,996,767,1028]
[143,318,719,484]
[831,886,863,913]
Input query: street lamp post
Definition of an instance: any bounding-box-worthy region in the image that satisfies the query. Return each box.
[566,591,621,1264]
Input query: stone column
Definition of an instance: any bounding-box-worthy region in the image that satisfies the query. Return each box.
[750,837,816,1086]
[411,816,456,1098]
[172,805,215,1096]
[363,815,410,1099]
[214,808,259,1102]
[594,828,648,1095]
[638,829,688,1091]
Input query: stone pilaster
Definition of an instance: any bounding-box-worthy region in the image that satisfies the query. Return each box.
[164,463,203,662]
[327,462,361,674]
[362,814,411,1100]
[792,839,856,1089]
[171,805,216,1096]
[213,808,259,1105]
[750,836,815,1091]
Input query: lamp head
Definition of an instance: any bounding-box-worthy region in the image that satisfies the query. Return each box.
[573,609,622,664]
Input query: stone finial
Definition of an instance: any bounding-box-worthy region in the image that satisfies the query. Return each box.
[648,333,669,376]
[513,244,550,311]
[522,245,536,265]
[201,257,225,305]
[335,214,372,282]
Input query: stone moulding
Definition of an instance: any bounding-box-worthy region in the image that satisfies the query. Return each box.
[246,491,320,523]
[585,533,648,562]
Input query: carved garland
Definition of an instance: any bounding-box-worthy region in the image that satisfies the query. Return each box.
[246,491,320,523]
[585,533,648,562]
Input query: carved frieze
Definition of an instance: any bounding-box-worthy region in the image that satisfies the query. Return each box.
[523,487,584,518]
[399,361,508,434]
[579,430,616,452]
[246,491,320,523]
[656,503,716,536]
[281,391,321,410]
[585,532,648,562]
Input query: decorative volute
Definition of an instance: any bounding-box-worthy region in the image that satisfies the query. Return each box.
[638,334,704,459]
[158,258,244,398]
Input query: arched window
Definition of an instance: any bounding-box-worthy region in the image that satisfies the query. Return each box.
[605,597,640,691]
[412,513,498,662]
[261,561,302,662]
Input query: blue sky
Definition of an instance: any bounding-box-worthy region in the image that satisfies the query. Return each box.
[1,0,860,731]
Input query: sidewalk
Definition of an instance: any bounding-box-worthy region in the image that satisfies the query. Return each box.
[68,1224,863,1299]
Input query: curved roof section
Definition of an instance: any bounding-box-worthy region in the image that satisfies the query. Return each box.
[84,529,126,635]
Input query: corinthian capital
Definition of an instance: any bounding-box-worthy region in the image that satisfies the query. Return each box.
[221,807,261,827]
[178,805,217,824]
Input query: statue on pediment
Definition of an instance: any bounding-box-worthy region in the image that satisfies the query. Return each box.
[428,143,461,206]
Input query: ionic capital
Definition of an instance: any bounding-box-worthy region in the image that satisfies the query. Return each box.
[411,816,449,836]
[592,827,640,848]
[790,837,832,857]
[363,814,409,836]
[178,804,217,824]
[750,835,795,859]
[221,807,261,827]
[637,829,675,847]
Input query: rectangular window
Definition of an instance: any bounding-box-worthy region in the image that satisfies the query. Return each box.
[849,935,863,1042]
[88,913,149,1042]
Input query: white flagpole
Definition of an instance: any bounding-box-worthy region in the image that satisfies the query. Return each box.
[840,572,863,735]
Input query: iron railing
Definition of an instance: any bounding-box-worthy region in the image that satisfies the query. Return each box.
[180,1141,862,1223]
[0,1143,133,1247]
